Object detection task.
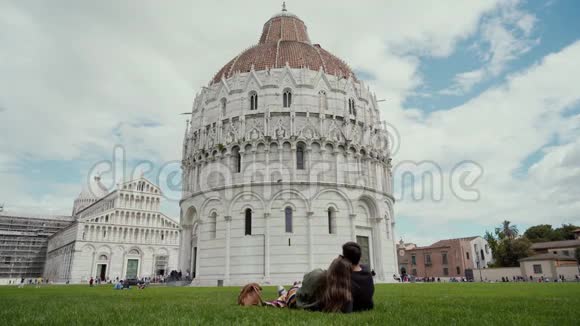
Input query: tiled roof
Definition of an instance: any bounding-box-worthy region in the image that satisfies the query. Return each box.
[211,11,355,84]
[530,239,580,250]
[519,253,577,262]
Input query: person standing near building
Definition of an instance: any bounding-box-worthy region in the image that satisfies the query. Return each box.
[89,277,94,287]
[18,277,25,288]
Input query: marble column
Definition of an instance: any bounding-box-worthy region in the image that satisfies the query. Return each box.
[264,212,270,280]
[224,215,232,284]
[307,211,314,270]
[349,214,357,241]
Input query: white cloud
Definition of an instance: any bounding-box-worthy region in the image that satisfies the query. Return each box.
[441,0,539,95]
[392,41,580,232]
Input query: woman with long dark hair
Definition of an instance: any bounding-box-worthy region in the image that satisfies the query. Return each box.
[320,256,353,313]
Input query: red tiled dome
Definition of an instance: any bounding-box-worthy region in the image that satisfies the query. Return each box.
[211,9,356,84]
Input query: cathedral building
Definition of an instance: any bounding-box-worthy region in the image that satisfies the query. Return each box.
[179,6,397,286]
[44,176,180,283]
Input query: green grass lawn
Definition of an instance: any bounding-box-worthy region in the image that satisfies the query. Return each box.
[1,283,579,325]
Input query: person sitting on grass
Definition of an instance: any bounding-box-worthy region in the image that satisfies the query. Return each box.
[319,256,354,313]
[290,255,354,313]
[242,256,354,313]
[342,242,374,312]
[114,280,123,290]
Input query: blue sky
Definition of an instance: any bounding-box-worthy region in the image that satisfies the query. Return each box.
[1,0,579,245]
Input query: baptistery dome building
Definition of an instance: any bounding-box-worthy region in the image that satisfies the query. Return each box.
[180,6,397,285]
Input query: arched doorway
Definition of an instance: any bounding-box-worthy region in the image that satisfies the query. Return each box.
[190,223,200,279]
[180,206,197,275]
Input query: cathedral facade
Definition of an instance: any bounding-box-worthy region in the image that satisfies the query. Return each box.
[179,7,397,286]
[44,177,180,283]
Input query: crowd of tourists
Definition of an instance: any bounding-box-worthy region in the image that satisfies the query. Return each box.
[237,242,374,313]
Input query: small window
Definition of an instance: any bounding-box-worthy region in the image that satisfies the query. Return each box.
[285,207,293,233]
[533,264,542,274]
[443,267,449,276]
[562,250,570,256]
[425,254,432,265]
[348,98,356,116]
[245,208,252,235]
[327,208,336,234]
[466,252,470,260]
[209,212,217,239]
[456,266,461,275]
[296,145,305,170]
[249,92,258,110]
[283,89,292,108]
[232,147,241,173]
[480,249,485,261]
[221,98,227,115]
[411,255,416,265]
[442,252,448,265]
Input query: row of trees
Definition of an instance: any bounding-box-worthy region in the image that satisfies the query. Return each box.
[484,221,579,267]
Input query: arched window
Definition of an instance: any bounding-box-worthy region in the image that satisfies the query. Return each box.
[245,208,252,235]
[209,212,217,239]
[296,144,305,170]
[283,89,292,108]
[221,98,227,116]
[327,208,336,234]
[232,147,241,173]
[249,91,258,110]
[319,90,328,110]
[456,266,461,275]
[99,255,108,260]
[285,207,293,233]
[348,98,356,116]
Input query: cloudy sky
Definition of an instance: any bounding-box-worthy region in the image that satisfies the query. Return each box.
[1,0,579,245]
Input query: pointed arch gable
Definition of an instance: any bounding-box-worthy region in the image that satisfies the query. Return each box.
[244,69,264,91]
[278,65,299,88]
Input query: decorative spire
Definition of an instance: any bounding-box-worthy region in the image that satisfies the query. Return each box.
[282,2,287,12]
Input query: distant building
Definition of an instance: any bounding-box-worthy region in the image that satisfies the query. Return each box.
[45,177,180,283]
[0,212,73,283]
[531,239,580,258]
[397,236,494,279]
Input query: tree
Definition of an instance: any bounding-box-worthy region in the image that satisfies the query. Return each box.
[553,224,579,241]
[524,224,554,243]
[485,221,531,267]
[496,220,519,240]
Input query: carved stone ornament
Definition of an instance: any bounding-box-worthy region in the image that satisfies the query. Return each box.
[273,118,287,139]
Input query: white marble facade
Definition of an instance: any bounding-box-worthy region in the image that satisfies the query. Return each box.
[179,10,398,286]
[45,178,180,283]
